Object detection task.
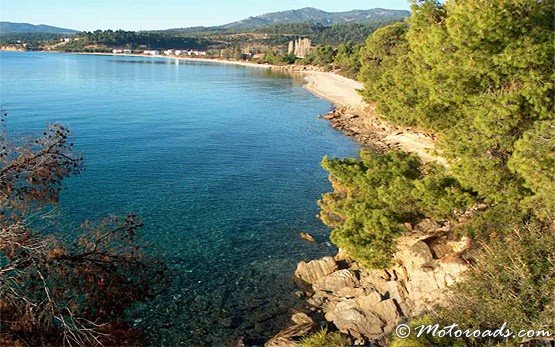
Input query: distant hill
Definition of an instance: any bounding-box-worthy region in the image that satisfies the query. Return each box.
[161,7,409,33]
[220,7,409,30]
[0,22,78,35]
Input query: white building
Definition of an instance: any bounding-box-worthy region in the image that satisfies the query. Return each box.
[163,49,175,55]
[123,49,132,54]
[112,49,123,54]
[143,50,160,56]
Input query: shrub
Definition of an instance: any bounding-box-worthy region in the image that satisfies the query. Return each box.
[319,150,473,268]
[300,328,351,347]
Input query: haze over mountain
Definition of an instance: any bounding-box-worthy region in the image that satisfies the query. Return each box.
[0,22,79,35]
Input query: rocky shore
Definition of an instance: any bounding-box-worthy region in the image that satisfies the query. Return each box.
[318,106,446,165]
[267,221,472,346]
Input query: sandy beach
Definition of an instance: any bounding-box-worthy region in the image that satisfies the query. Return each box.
[301,71,366,109]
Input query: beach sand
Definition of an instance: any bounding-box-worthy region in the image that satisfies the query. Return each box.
[301,71,365,109]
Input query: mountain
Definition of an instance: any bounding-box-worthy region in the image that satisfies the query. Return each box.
[0,22,79,35]
[220,7,409,30]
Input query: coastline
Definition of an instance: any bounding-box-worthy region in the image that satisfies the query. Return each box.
[68,51,277,69]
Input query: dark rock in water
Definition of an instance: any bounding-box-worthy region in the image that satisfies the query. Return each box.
[299,232,316,242]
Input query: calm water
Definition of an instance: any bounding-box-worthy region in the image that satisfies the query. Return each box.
[0,51,358,345]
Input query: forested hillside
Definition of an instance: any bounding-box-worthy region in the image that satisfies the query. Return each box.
[317,0,554,345]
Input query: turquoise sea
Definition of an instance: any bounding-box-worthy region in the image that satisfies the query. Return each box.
[0,51,358,345]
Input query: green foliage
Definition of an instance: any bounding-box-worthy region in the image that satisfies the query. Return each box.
[301,45,336,66]
[359,0,554,209]
[0,32,65,46]
[508,121,555,221]
[253,21,401,46]
[260,51,296,64]
[66,29,209,51]
[312,22,399,46]
[322,1,554,343]
[437,222,555,345]
[333,42,362,79]
[319,151,473,268]
[299,328,351,347]
[358,22,423,126]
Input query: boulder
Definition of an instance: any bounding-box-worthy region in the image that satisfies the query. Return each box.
[294,257,337,285]
[335,287,365,298]
[371,299,401,324]
[291,312,313,325]
[313,269,359,294]
[326,300,384,339]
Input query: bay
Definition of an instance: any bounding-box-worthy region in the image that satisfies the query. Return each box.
[0,51,358,345]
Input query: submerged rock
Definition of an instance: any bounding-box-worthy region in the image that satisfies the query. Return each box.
[299,232,316,242]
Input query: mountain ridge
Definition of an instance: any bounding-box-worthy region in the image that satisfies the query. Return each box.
[163,7,409,32]
[0,21,79,34]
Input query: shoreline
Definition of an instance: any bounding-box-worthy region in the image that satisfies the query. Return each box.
[68,51,277,70]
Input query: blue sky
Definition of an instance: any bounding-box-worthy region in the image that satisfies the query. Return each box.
[0,0,411,31]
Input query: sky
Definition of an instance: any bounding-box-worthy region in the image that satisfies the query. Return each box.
[0,0,411,31]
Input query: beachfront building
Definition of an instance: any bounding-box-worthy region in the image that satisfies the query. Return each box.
[185,50,207,56]
[123,49,132,54]
[143,50,160,56]
[163,49,175,55]
[112,49,123,54]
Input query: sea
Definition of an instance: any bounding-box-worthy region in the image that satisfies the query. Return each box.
[0,51,359,345]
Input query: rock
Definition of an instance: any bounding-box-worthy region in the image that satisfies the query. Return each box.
[356,292,382,308]
[396,239,434,269]
[294,257,337,285]
[358,269,388,295]
[265,336,298,347]
[326,300,384,338]
[306,296,324,308]
[313,269,359,294]
[278,234,470,345]
[299,232,316,242]
[265,315,315,347]
[335,287,364,298]
[291,312,313,325]
[371,299,401,324]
